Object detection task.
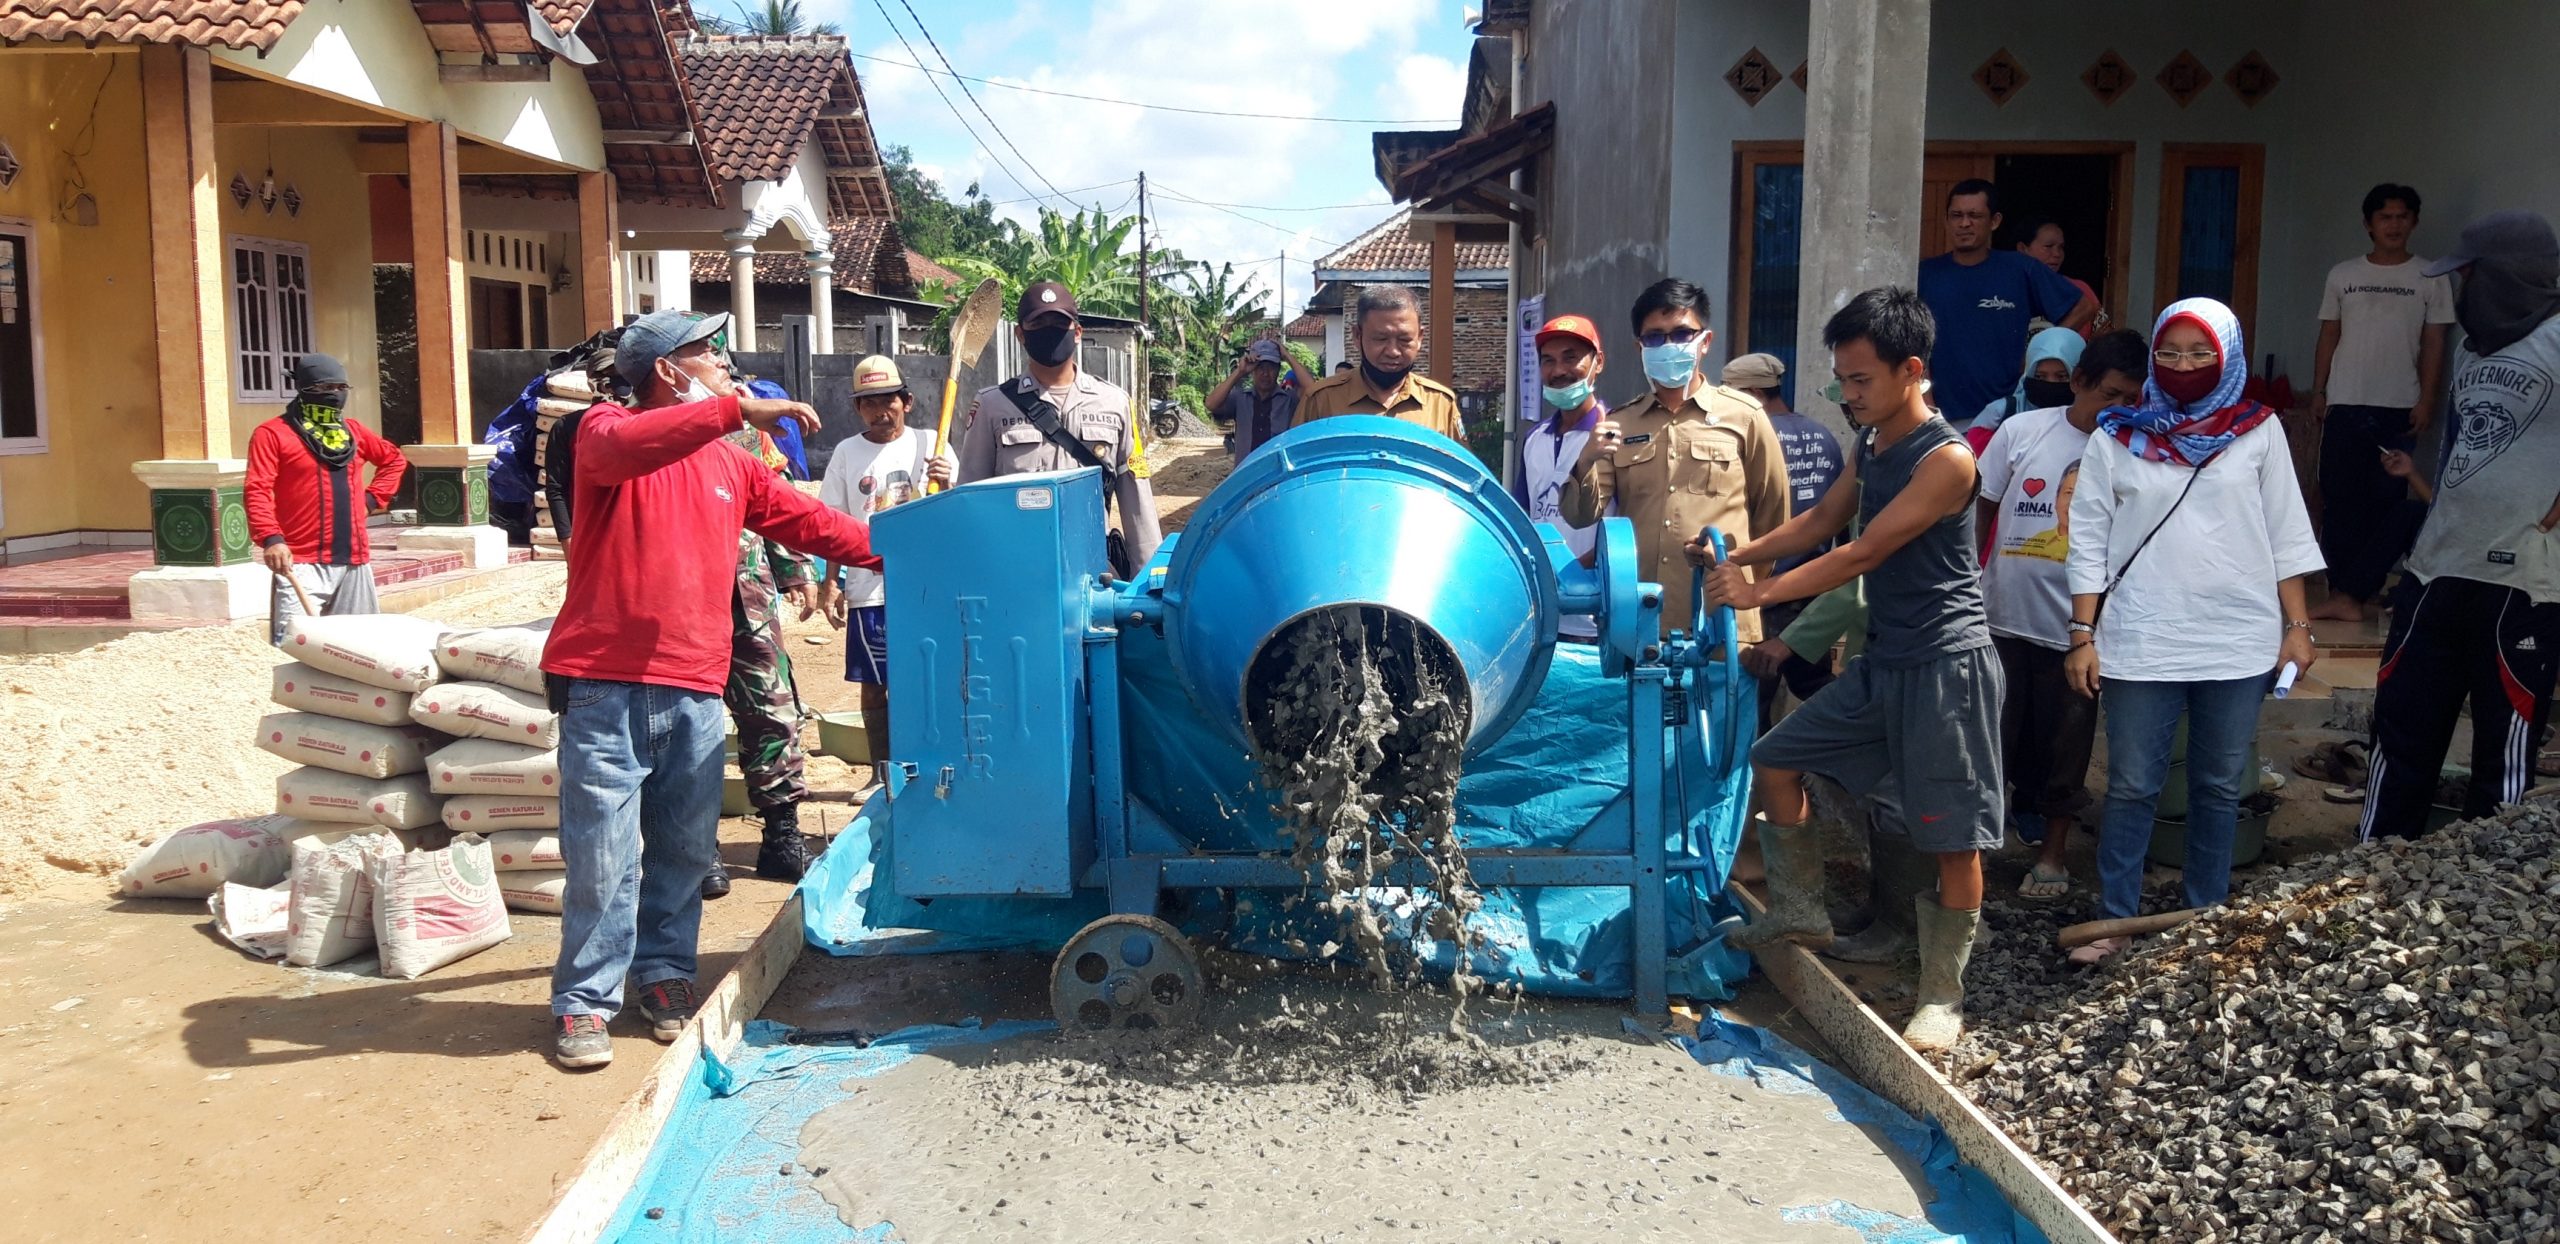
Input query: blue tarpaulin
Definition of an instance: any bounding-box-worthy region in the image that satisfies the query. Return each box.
[800,641,1756,1000]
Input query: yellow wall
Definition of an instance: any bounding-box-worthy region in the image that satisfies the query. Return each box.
[214,125,380,460]
[0,54,160,540]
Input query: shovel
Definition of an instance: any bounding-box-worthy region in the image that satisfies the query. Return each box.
[926,277,1004,494]
[272,565,318,618]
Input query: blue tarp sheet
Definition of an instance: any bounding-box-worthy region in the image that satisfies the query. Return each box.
[800,641,1757,1000]
[604,1015,2043,1243]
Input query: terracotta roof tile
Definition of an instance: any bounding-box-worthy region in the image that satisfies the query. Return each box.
[1316,208,1507,274]
[904,250,961,292]
[688,218,918,298]
[678,33,846,184]
[1284,313,1326,338]
[0,0,304,50]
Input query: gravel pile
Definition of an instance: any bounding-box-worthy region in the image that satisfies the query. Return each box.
[1949,803,2560,1242]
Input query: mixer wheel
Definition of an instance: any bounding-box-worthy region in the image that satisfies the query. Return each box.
[1050,914,1204,1035]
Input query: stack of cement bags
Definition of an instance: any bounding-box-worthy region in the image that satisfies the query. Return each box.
[425,621,567,914]
[263,613,453,837]
[531,369,593,536]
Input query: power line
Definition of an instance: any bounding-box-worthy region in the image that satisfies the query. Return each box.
[851,52,1462,126]
[890,0,1073,205]
[865,0,1041,208]
[1152,181,1344,251]
[979,177,1136,207]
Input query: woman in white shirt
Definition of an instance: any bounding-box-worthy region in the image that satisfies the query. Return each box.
[2060,298,2324,963]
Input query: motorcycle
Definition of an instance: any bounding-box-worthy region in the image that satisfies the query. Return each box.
[1148,398,1185,442]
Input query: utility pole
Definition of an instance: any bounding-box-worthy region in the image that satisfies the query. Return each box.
[1136,171,1149,404]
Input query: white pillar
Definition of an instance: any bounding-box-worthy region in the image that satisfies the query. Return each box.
[726,236,758,352]
[808,253,835,355]
[1793,0,1931,440]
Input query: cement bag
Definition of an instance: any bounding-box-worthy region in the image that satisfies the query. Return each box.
[482,828,564,870]
[272,663,414,727]
[257,712,439,780]
[209,882,290,960]
[428,738,560,796]
[409,680,558,748]
[499,869,567,915]
[441,794,561,834]
[283,613,445,692]
[368,834,511,979]
[285,832,400,969]
[434,621,552,695]
[275,768,442,829]
[117,814,297,898]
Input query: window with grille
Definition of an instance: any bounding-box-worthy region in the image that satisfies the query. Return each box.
[231,235,314,402]
[0,216,43,452]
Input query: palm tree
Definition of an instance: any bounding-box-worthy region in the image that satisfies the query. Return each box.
[711,1,839,35]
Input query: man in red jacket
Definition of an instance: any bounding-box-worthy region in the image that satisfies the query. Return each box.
[243,354,408,644]
[539,309,886,1070]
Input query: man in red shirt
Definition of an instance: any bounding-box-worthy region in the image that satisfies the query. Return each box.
[243,354,408,644]
[539,309,885,1070]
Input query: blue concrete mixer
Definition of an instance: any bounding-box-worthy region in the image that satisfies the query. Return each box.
[863,417,1752,1027]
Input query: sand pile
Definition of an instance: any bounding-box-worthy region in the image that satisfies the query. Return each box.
[0,563,566,900]
[1950,802,2560,1243]
[1252,606,1482,1018]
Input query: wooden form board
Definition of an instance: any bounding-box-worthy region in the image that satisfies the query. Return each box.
[1730,885,2121,1244]
[522,892,808,1244]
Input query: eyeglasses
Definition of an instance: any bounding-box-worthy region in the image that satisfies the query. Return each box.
[1636,327,1704,349]
[2153,349,2218,367]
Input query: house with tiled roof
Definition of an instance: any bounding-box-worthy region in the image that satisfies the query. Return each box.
[1307,208,1511,403]
[601,32,895,354]
[678,215,944,354]
[0,0,895,625]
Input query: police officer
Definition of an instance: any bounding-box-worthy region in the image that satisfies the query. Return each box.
[1293,284,1466,440]
[945,281,1162,574]
[1561,278,1790,642]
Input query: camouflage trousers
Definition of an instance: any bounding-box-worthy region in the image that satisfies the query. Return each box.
[725,569,807,812]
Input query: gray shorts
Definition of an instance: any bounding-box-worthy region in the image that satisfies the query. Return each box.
[1750,643,2005,853]
[268,561,381,646]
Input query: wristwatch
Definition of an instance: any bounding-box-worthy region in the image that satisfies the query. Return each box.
[2067,620,2095,634]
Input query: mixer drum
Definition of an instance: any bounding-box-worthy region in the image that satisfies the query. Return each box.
[1160,417,1560,760]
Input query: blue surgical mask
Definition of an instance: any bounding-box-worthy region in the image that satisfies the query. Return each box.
[1641,341,1699,389]
[1541,378,1594,410]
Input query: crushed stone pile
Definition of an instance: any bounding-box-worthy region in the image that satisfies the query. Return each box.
[1252,606,1483,1022]
[1949,803,2560,1243]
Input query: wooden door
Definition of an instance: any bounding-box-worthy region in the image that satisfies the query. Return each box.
[2155,143,2266,345]
[1918,152,1994,259]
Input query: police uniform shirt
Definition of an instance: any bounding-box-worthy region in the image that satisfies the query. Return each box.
[957,369,1164,570]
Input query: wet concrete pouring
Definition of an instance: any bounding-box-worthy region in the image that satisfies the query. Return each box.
[773,610,1939,1241]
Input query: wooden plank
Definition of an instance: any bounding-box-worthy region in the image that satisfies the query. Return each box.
[522,892,809,1244]
[577,171,620,334]
[139,44,231,462]
[1427,221,1456,382]
[1731,885,2121,1244]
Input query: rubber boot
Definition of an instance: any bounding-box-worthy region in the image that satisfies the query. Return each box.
[1733,815,1834,951]
[699,860,731,901]
[754,803,818,882]
[1824,827,1932,965]
[1902,895,1980,1052]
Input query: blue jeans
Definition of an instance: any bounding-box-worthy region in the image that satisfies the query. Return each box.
[2095,674,2269,920]
[551,678,726,1018]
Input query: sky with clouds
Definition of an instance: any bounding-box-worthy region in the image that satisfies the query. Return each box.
[787,0,1479,322]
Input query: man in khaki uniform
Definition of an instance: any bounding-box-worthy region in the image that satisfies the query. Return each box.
[948,281,1164,572]
[1562,277,1789,640]
[1295,284,1467,442]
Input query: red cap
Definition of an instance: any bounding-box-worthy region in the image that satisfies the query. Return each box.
[1535,314,1603,352]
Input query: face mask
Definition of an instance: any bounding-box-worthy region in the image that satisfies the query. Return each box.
[297,389,348,416]
[1024,324,1078,367]
[1542,378,1594,410]
[1360,359,1412,392]
[2022,378,2076,409]
[1640,341,1698,389]
[2156,360,2222,406]
[663,357,716,404]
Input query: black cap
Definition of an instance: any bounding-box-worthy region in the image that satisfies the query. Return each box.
[290,353,349,391]
[2424,211,2560,278]
[1017,280,1079,324]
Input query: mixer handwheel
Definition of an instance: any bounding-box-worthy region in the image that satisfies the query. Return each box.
[1050,914,1204,1035]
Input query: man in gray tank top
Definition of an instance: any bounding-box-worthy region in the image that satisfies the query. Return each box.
[1691,286,2004,1054]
